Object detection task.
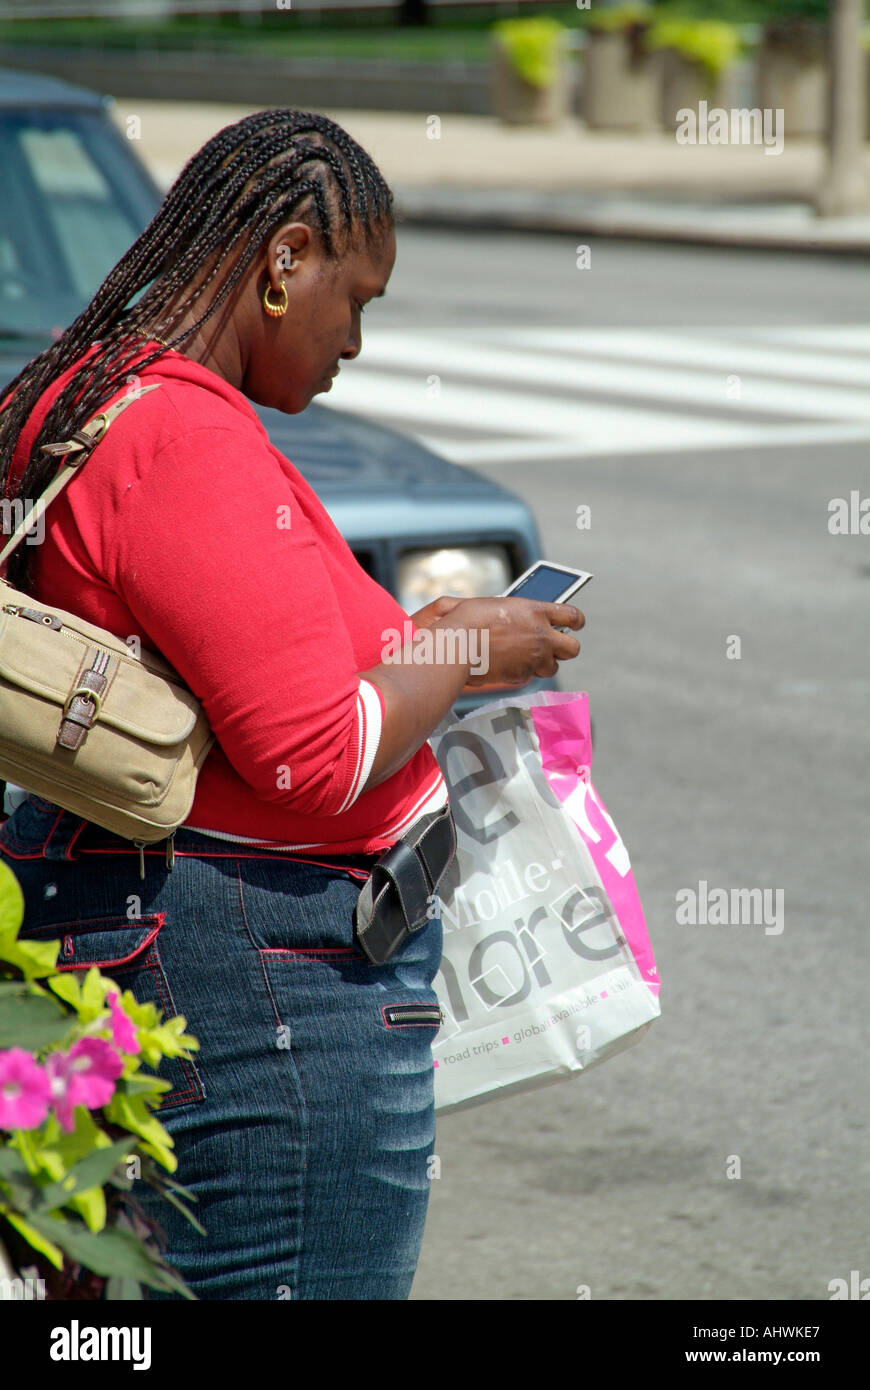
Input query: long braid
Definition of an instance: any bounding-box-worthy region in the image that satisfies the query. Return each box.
[0,108,394,594]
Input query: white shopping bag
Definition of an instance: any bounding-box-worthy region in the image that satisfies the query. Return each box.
[428,690,660,1114]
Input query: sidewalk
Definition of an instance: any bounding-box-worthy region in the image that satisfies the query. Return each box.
[111,99,870,252]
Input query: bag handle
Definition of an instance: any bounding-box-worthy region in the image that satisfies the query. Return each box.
[0,382,162,573]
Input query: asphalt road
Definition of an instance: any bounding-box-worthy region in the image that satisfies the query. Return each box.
[357,231,870,1301]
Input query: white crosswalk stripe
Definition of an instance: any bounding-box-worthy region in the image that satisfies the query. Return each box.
[325,323,870,465]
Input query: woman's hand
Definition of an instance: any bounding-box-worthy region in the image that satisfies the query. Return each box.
[359,594,584,794]
[409,593,584,684]
[408,595,465,629]
[431,595,584,687]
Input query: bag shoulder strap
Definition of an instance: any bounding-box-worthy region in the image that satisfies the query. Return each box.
[0,382,162,572]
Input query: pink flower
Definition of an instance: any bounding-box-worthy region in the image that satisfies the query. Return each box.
[107,991,139,1055]
[0,1048,52,1131]
[45,1038,124,1133]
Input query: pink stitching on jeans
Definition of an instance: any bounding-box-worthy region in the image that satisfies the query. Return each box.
[260,947,360,954]
[65,819,89,859]
[261,948,365,961]
[76,846,372,879]
[26,912,164,931]
[31,797,64,837]
[23,797,63,853]
[53,918,164,972]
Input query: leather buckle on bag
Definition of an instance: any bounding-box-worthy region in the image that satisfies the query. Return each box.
[40,415,110,461]
[56,659,111,751]
[353,804,456,966]
[39,387,161,463]
[63,684,103,720]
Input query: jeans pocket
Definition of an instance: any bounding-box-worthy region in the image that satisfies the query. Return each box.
[16,913,206,1113]
[235,857,367,957]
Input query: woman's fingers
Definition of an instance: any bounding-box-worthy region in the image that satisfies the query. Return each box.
[545,602,585,630]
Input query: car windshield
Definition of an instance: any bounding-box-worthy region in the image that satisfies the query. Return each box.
[0,106,157,344]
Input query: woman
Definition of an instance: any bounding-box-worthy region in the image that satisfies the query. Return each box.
[0,109,584,1299]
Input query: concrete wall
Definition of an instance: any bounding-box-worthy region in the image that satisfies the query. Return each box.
[0,44,582,116]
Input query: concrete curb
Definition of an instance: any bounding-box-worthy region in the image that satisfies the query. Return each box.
[392,186,870,254]
[97,95,870,257]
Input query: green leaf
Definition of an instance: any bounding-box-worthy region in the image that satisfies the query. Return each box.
[0,987,71,1049]
[0,861,25,936]
[154,1014,199,1057]
[45,965,115,1025]
[115,1072,173,1098]
[0,1157,41,1213]
[37,1138,133,1214]
[134,1012,199,1070]
[66,1186,106,1233]
[0,1147,32,1182]
[0,934,61,982]
[120,993,161,1031]
[81,967,109,1017]
[22,1210,195,1295]
[154,1182,206,1237]
[39,1106,113,1169]
[0,1204,64,1269]
[104,1093,176,1173]
[46,972,83,1010]
[8,1126,47,1177]
[136,1137,177,1171]
[149,1172,198,1201]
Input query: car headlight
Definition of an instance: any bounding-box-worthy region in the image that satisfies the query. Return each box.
[396,546,512,616]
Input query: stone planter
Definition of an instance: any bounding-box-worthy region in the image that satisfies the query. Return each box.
[756,22,828,139]
[581,27,661,131]
[491,31,571,127]
[659,49,735,131]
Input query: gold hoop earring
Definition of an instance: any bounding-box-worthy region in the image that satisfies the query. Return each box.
[263,280,288,318]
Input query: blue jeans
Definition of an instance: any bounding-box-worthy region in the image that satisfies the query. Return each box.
[0,794,444,1300]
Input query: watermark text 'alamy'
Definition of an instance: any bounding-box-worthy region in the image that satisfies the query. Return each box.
[675,102,784,156]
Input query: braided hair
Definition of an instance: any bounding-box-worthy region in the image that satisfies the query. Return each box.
[0,107,394,594]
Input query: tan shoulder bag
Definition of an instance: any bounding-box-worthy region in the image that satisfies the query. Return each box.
[0,384,215,864]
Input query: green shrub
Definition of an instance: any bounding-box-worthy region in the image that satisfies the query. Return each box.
[647,18,742,77]
[492,17,567,89]
[0,859,202,1299]
[586,4,655,33]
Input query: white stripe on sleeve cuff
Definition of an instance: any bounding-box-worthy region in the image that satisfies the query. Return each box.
[335,678,385,814]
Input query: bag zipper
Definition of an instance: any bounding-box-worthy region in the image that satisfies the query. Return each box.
[383,1002,445,1027]
[2,602,62,629]
[1,603,185,684]
[131,832,176,879]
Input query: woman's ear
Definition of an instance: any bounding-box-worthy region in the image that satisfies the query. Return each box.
[265,222,312,289]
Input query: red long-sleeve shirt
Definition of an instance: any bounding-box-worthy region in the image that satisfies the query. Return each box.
[1,340,447,853]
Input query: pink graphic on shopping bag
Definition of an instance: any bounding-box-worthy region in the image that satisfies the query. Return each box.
[531,691,659,997]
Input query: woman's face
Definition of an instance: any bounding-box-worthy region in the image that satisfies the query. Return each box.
[242,220,397,415]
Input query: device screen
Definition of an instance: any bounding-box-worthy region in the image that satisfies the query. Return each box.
[508,565,588,602]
